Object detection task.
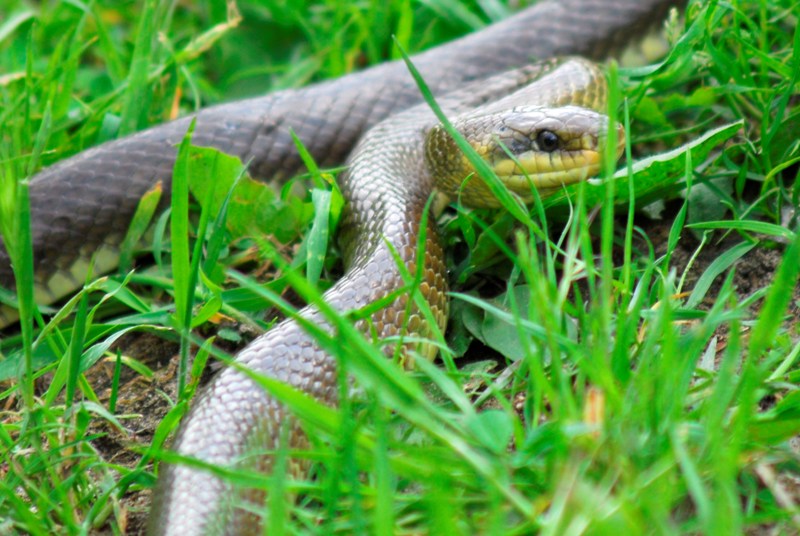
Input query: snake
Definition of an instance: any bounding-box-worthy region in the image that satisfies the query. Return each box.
[0,0,685,533]
[153,57,621,535]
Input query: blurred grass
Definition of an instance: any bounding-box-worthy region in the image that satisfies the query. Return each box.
[1,0,800,534]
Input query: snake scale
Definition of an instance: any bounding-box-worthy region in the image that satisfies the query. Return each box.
[0,0,686,533]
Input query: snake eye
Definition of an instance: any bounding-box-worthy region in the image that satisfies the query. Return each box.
[536,130,560,152]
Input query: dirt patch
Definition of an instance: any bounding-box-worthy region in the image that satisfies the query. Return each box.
[81,332,178,535]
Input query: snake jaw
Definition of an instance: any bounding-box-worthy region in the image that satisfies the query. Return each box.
[504,120,626,196]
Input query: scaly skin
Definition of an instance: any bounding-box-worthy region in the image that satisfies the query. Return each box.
[0,1,685,533]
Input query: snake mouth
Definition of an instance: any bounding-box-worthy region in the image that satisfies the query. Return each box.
[494,122,626,197]
[501,150,601,192]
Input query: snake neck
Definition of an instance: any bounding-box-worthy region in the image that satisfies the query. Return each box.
[338,117,436,261]
[333,111,448,363]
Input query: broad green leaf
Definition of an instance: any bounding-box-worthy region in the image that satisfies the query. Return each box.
[544,121,744,211]
[480,285,532,361]
[687,178,734,226]
[466,409,513,455]
[185,145,305,242]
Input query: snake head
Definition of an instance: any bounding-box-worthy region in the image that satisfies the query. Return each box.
[426,105,625,208]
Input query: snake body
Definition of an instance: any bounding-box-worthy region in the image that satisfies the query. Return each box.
[0,1,685,534]
[151,57,616,534]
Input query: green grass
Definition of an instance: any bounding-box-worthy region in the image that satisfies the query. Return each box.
[2,0,800,534]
